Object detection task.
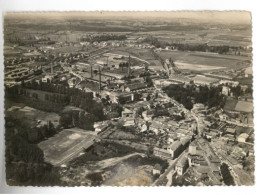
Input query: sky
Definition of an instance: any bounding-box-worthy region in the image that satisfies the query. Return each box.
[4,11,252,25]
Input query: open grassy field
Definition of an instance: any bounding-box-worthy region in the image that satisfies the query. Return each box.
[6,105,60,127]
[38,128,96,166]
[158,50,251,72]
[175,61,226,72]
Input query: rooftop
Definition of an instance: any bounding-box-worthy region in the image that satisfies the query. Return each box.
[238,133,249,139]
[169,140,182,151]
[153,164,162,171]
[122,108,133,114]
[195,166,211,174]
[180,136,191,146]
[226,128,236,134]
[176,154,188,167]
[235,101,253,113]
[125,83,148,91]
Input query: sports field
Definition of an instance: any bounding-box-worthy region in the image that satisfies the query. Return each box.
[38,128,96,166]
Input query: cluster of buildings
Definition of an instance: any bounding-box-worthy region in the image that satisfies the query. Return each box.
[4,29,254,186]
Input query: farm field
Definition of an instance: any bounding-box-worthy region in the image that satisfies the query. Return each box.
[109,47,251,73]
[175,61,226,72]
[38,128,96,166]
[134,27,251,47]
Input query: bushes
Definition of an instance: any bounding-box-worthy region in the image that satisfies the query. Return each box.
[59,110,96,130]
[220,163,235,186]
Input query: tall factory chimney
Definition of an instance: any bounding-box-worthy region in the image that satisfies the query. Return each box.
[128,55,131,77]
[51,63,53,74]
[91,65,93,78]
[99,66,101,91]
[106,56,109,66]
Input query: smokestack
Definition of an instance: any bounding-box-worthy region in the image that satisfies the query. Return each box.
[99,66,101,91]
[51,63,53,74]
[91,66,93,78]
[128,55,131,77]
[106,56,109,66]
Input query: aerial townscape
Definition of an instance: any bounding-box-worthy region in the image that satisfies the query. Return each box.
[4,12,254,186]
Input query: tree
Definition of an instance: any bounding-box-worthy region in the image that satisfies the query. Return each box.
[59,112,72,128]
[231,85,242,98]
[136,107,145,117]
[110,103,123,116]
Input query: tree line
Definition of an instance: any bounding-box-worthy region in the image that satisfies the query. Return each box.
[5,117,64,186]
[163,84,225,110]
[59,109,96,130]
[6,81,104,118]
[80,34,127,43]
[142,35,241,55]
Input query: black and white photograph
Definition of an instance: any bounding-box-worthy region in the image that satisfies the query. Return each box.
[2,10,254,187]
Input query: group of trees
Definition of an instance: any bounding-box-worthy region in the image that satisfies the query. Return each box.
[70,97,104,121]
[142,36,239,55]
[80,34,127,43]
[105,103,123,120]
[163,85,225,110]
[230,85,243,98]
[171,43,230,54]
[59,109,95,130]
[21,80,72,95]
[6,81,105,122]
[27,122,58,143]
[153,103,170,117]
[141,36,167,49]
[5,117,63,186]
[6,90,65,113]
[220,163,236,185]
